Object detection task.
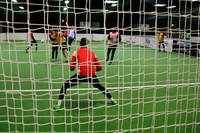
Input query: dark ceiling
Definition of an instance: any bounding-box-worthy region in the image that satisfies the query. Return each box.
[0,0,199,34]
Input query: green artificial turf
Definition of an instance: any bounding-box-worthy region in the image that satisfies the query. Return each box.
[0,40,199,132]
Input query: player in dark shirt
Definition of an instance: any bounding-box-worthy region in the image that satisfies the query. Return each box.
[49,30,59,61]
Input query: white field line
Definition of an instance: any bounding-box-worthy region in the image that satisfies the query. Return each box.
[1,82,200,93]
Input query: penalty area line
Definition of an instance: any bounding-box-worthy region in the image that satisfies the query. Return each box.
[1,82,200,93]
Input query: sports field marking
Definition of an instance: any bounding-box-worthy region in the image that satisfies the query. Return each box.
[1,82,199,93]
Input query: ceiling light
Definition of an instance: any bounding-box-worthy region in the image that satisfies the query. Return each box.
[105,0,118,4]
[19,6,24,10]
[12,0,18,3]
[167,6,176,8]
[154,4,166,7]
[65,0,69,4]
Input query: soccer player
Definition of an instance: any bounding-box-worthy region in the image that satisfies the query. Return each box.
[67,25,76,51]
[49,30,58,61]
[106,28,121,65]
[26,31,38,53]
[54,38,118,110]
[55,30,70,62]
[157,31,165,52]
[62,28,68,44]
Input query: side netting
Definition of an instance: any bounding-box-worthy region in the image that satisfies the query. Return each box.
[0,0,200,133]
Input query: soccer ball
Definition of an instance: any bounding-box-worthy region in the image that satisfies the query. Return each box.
[41,39,45,43]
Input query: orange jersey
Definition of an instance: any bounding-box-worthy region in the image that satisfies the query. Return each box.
[70,47,102,76]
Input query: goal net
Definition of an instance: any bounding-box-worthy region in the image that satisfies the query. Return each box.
[0,0,200,132]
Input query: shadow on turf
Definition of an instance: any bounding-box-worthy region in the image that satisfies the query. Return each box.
[64,95,106,109]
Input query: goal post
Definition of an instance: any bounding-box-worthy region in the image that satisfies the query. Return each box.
[0,0,200,132]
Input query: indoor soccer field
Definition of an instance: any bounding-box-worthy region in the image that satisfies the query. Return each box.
[0,0,200,132]
[0,40,199,132]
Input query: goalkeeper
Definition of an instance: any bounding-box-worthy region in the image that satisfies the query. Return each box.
[54,38,118,110]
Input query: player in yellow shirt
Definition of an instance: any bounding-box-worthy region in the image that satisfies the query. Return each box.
[55,30,70,62]
[157,31,165,52]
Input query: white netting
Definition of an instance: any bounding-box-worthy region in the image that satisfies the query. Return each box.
[0,0,200,132]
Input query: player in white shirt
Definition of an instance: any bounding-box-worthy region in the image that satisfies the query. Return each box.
[67,25,76,51]
[106,28,121,65]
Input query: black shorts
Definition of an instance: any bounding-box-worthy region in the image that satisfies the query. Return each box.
[31,39,37,43]
[109,44,117,48]
[62,42,69,51]
[67,74,100,85]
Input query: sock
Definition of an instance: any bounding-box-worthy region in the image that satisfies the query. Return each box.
[57,100,62,106]
[111,97,114,101]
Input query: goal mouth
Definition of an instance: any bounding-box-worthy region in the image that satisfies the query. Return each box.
[0,0,200,132]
